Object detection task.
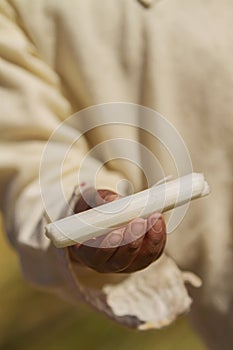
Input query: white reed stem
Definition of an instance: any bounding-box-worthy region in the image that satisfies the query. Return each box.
[45,173,210,248]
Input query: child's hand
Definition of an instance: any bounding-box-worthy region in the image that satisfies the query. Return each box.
[68,188,166,273]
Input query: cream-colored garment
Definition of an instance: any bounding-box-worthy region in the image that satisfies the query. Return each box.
[0,0,232,348]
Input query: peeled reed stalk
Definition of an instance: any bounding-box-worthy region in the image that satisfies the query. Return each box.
[45,173,210,248]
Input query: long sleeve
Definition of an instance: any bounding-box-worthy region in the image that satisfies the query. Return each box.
[0,0,126,289]
[0,0,202,330]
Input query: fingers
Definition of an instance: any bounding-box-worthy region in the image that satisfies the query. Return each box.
[74,188,119,213]
[86,227,125,271]
[98,218,147,272]
[69,226,106,266]
[69,225,123,267]
[68,233,106,266]
[70,189,122,268]
[70,226,127,270]
[70,213,166,272]
[69,217,147,272]
[123,213,166,273]
[70,185,167,274]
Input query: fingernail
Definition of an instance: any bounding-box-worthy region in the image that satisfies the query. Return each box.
[151,216,163,233]
[108,231,123,246]
[130,219,146,237]
[149,213,161,227]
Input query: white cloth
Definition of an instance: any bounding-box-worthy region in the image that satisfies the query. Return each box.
[0,1,232,348]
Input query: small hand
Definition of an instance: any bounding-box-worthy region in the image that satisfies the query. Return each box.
[69,189,166,273]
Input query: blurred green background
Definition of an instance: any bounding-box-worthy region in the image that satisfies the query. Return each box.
[0,216,206,350]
